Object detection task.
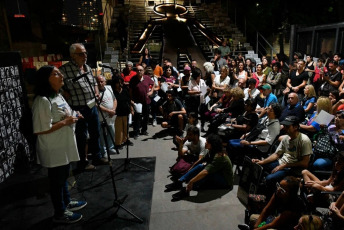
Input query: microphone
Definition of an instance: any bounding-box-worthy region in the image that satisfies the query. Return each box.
[72,72,90,82]
[98,64,114,70]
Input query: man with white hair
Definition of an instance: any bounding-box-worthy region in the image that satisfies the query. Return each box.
[60,43,108,171]
[96,75,117,156]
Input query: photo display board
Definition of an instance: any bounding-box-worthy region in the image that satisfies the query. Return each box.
[0,52,31,183]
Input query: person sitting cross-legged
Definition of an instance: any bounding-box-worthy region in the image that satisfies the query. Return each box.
[160,90,187,136]
[252,116,313,199]
[166,134,234,201]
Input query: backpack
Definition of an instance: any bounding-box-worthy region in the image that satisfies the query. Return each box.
[313,128,338,159]
[245,119,277,142]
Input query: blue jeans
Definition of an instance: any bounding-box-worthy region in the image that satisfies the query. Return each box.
[179,164,229,190]
[227,139,263,161]
[263,160,292,197]
[48,164,71,217]
[312,158,333,171]
[99,123,115,157]
[74,106,101,165]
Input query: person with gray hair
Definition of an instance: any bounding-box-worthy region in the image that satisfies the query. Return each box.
[60,43,108,171]
[96,75,117,156]
[121,61,137,85]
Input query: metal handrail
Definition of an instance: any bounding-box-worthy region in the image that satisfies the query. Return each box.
[255,32,277,59]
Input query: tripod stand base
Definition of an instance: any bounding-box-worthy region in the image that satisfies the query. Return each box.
[113,195,144,223]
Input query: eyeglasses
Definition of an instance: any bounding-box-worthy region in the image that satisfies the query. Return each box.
[74,52,88,57]
[276,182,286,193]
[50,71,63,77]
[137,69,144,72]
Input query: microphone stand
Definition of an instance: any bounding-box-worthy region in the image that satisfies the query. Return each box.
[81,73,143,223]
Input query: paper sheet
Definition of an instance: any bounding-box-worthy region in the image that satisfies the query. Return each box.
[313,110,335,125]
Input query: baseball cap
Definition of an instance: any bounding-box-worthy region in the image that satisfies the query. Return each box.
[261,84,272,90]
[280,116,300,126]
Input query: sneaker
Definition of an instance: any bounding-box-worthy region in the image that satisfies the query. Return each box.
[172,188,189,201]
[93,157,109,166]
[165,181,183,192]
[108,148,117,155]
[238,224,250,230]
[53,210,82,224]
[67,200,87,211]
[134,135,139,140]
[124,140,134,146]
[84,164,96,171]
[152,119,157,127]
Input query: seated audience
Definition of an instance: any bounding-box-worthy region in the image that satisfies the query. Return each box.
[174,125,206,168]
[243,78,260,101]
[318,61,341,97]
[300,96,332,136]
[329,191,344,226]
[200,86,232,132]
[252,116,313,198]
[160,90,187,135]
[239,176,304,230]
[166,134,233,201]
[279,92,305,122]
[227,103,281,161]
[301,84,317,119]
[266,62,282,98]
[302,153,344,207]
[294,215,323,230]
[257,84,278,119]
[225,98,259,140]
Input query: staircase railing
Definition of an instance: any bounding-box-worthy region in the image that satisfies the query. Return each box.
[256,32,278,60]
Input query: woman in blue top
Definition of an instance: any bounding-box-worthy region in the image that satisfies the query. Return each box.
[301,84,317,118]
[300,96,332,134]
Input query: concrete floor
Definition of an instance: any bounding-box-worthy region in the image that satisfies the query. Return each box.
[110,121,245,230]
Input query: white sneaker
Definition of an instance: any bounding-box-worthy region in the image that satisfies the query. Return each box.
[152,119,157,127]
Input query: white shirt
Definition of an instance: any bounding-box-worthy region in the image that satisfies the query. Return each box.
[183,136,207,156]
[99,85,116,124]
[32,94,79,168]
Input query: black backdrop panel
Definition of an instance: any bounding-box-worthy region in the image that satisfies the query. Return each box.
[0,52,31,183]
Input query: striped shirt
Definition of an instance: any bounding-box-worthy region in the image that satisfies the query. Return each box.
[59,60,97,107]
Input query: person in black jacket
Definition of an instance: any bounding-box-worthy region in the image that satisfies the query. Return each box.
[112,76,133,149]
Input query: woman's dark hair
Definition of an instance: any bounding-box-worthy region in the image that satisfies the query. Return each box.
[245,98,257,110]
[34,65,55,97]
[330,90,339,101]
[270,103,282,118]
[271,62,281,69]
[186,125,200,137]
[111,76,124,92]
[163,65,175,77]
[283,176,300,197]
[141,47,150,56]
[207,134,223,155]
[192,67,202,79]
[188,112,198,125]
[333,154,344,185]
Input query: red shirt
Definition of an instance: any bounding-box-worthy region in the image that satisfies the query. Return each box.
[121,70,137,83]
